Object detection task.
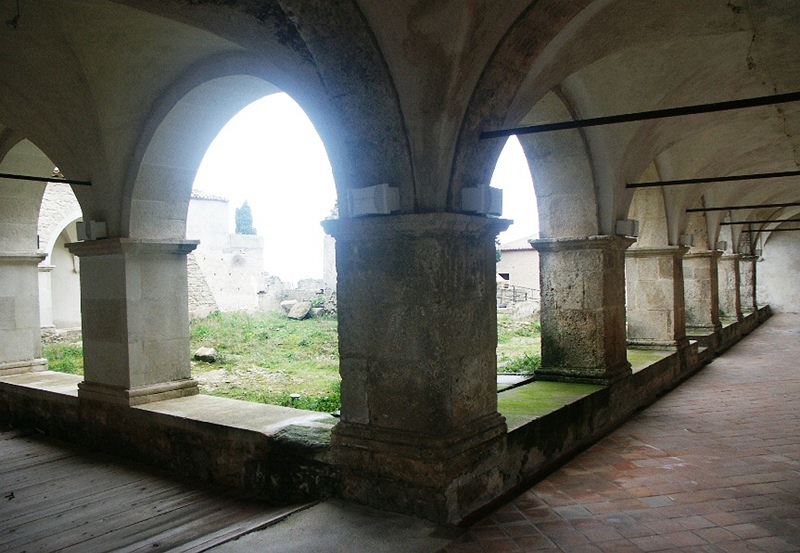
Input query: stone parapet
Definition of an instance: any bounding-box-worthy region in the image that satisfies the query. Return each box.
[625,246,689,350]
[530,235,634,385]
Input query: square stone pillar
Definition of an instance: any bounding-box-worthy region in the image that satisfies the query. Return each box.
[625,246,689,350]
[322,213,510,523]
[718,254,743,321]
[0,253,48,375]
[739,255,758,313]
[529,235,634,385]
[67,239,199,405]
[683,250,722,335]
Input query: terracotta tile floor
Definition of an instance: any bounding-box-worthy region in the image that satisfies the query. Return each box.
[446,314,800,552]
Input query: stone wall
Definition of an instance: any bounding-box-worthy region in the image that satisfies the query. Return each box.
[187,253,218,318]
[38,182,82,255]
[190,235,265,313]
[758,232,800,313]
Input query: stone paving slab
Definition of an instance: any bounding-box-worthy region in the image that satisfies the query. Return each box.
[446,314,800,552]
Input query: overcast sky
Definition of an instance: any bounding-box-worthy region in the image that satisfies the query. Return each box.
[193,93,538,284]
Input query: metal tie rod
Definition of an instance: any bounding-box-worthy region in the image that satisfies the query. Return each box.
[0,172,92,186]
[480,91,800,140]
[740,227,800,233]
[687,202,800,213]
[721,218,800,225]
[628,169,800,189]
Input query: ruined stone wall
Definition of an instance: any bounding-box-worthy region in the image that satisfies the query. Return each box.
[187,253,218,318]
[186,195,267,314]
[191,235,265,313]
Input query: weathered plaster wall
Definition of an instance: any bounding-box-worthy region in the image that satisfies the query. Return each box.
[758,232,800,313]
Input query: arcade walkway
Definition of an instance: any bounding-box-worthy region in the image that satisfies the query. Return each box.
[445,314,800,552]
[1,315,798,552]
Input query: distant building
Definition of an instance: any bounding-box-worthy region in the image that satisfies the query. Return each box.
[496,235,540,292]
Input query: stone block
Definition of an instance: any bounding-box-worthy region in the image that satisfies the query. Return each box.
[0,297,14,330]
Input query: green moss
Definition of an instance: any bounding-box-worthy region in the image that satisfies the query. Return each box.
[498,380,602,430]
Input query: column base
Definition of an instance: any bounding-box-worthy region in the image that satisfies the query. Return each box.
[0,358,47,376]
[78,379,199,406]
[534,360,631,385]
[626,337,690,351]
[332,412,507,523]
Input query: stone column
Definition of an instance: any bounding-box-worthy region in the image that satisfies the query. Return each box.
[683,250,722,335]
[67,238,199,405]
[717,253,743,321]
[530,235,634,385]
[625,246,689,350]
[322,213,509,523]
[0,253,48,375]
[739,255,758,313]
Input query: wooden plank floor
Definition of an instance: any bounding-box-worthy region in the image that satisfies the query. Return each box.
[0,428,312,553]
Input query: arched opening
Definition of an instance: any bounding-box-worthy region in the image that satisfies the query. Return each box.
[0,137,82,375]
[38,182,83,333]
[489,136,542,381]
[186,92,340,412]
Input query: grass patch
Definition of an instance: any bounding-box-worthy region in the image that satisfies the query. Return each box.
[42,344,84,375]
[41,311,545,412]
[497,315,541,374]
[501,353,542,375]
[190,311,341,412]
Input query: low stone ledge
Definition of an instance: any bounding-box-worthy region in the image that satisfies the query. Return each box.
[0,372,339,504]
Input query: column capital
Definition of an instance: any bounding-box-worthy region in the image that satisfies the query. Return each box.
[684,249,723,260]
[66,238,199,257]
[626,245,689,258]
[529,234,635,253]
[720,252,742,261]
[322,213,511,241]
